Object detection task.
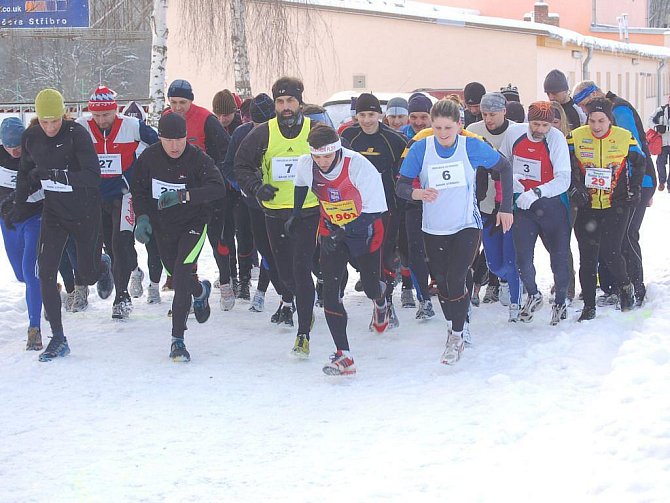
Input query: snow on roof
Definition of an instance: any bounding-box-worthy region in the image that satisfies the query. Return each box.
[288,0,670,60]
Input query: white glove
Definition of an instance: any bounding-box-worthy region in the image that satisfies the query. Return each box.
[516,190,539,210]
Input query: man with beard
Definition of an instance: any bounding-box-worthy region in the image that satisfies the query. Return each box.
[235,77,320,358]
[498,102,572,326]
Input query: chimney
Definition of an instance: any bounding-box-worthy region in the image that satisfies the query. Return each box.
[534,2,549,24]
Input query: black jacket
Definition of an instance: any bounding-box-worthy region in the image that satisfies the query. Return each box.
[18,120,100,219]
[340,123,408,211]
[131,142,226,233]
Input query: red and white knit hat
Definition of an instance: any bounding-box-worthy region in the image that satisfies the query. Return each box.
[88,86,118,111]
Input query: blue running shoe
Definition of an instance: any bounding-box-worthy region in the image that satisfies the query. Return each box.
[169,337,190,362]
[39,336,70,362]
[193,280,211,323]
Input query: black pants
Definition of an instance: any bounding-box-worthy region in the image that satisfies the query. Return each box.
[599,186,653,299]
[397,205,413,290]
[101,198,138,301]
[39,189,102,335]
[208,203,232,284]
[656,145,670,185]
[155,223,208,339]
[405,206,431,300]
[266,212,318,334]
[145,234,163,284]
[575,205,631,308]
[513,197,571,305]
[423,228,480,332]
[233,192,254,281]
[322,242,383,351]
[249,206,290,301]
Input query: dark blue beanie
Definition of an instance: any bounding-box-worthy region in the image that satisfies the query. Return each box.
[167,79,194,101]
[0,117,25,148]
[250,93,275,123]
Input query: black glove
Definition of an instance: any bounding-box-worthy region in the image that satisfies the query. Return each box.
[656,125,667,134]
[568,182,589,208]
[626,187,641,206]
[321,223,346,254]
[256,183,278,202]
[284,215,300,237]
[29,167,50,182]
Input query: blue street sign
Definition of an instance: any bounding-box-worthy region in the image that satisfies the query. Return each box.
[1,1,90,28]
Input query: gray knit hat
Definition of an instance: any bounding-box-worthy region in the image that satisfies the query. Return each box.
[480,92,507,113]
[543,69,569,94]
[385,97,409,116]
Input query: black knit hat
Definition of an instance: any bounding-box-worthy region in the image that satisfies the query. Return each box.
[158,113,187,139]
[250,93,275,123]
[408,94,432,114]
[464,82,486,105]
[543,70,569,94]
[500,83,520,103]
[355,93,382,114]
[585,97,614,123]
[505,101,525,123]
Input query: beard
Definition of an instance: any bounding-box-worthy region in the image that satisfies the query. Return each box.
[278,109,299,127]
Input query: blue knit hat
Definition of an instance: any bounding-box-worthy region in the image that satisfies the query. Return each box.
[167,79,194,101]
[0,117,25,148]
[250,93,275,123]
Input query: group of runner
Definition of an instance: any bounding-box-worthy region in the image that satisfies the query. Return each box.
[0,68,658,374]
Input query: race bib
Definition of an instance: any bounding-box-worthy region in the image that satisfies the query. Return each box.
[0,167,17,189]
[26,189,45,203]
[152,179,186,200]
[427,161,466,190]
[585,167,612,190]
[271,156,299,182]
[120,192,135,232]
[98,154,122,176]
[321,200,359,226]
[512,155,542,182]
[41,179,72,192]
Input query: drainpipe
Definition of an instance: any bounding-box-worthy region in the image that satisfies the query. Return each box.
[583,47,593,81]
[658,59,667,107]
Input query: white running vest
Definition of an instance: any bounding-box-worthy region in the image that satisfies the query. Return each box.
[419,135,482,235]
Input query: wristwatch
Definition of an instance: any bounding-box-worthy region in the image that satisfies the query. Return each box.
[532,187,542,198]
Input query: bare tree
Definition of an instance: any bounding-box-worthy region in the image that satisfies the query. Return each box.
[149,0,169,123]
[176,0,332,98]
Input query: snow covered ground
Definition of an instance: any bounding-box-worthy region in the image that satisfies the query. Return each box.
[1,197,670,502]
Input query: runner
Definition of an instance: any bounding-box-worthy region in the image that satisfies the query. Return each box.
[212,89,242,134]
[463,82,486,127]
[499,101,572,325]
[568,98,644,320]
[0,117,44,350]
[166,79,234,310]
[294,124,388,374]
[340,93,408,328]
[18,89,103,361]
[235,77,319,357]
[543,69,586,131]
[649,95,670,192]
[400,93,433,139]
[77,86,159,319]
[220,93,291,315]
[466,92,523,321]
[130,113,225,361]
[396,99,513,364]
[385,97,409,131]
[572,81,657,306]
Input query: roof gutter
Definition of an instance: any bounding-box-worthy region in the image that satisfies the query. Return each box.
[583,47,593,80]
[658,59,667,106]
